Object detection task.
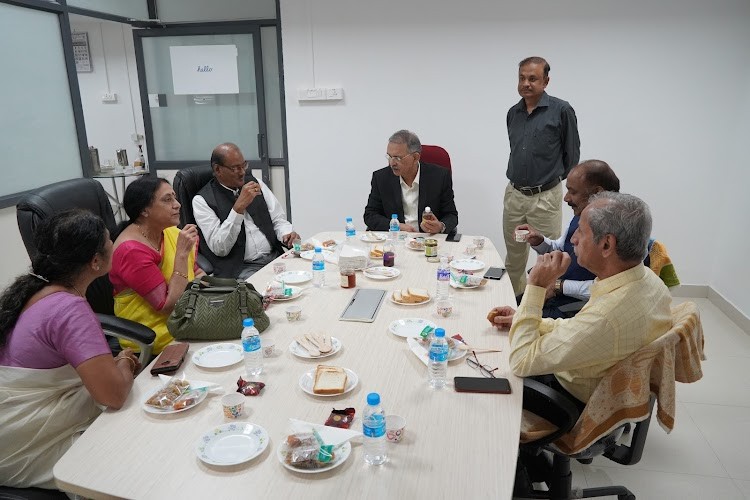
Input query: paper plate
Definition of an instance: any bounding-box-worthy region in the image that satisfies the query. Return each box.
[298,367,358,397]
[388,318,437,338]
[276,271,312,285]
[289,337,342,359]
[363,267,401,280]
[195,423,269,466]
[277,440,352,474]
[406,237,426,251]
[389,290,431,306]
[300,249,336,263]
[361,232,386,243]
[269,286,304,301]
[449,259,486,272]
[192,343,242,369]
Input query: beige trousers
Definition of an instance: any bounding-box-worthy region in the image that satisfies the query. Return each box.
[503,182,563,295]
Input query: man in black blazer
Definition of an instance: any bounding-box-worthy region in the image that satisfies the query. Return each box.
[363,130,458,234]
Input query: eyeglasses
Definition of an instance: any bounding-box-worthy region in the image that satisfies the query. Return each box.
[466,351,498,378]
[220,161,248,173]
[385,152,416,163]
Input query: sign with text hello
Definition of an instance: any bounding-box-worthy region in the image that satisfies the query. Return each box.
[169,45,239,95]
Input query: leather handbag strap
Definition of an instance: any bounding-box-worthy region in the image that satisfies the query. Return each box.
[238,282,249,318]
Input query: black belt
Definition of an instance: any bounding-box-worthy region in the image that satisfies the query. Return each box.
[512,178,561,196]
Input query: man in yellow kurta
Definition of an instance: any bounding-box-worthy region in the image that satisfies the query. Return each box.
[489,192,672,405]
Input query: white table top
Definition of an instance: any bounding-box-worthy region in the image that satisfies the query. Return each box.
[54,232,521,499]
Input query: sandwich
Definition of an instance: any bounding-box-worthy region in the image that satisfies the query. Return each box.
[313,365,347,395]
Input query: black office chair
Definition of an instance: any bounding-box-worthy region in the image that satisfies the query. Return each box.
[173,165,215,274]
[16,178,156,367]
[515,302,704,500]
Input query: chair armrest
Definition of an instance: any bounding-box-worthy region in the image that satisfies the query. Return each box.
[522,378,581,448]
[196,253,213,275]
[96,314,155,370]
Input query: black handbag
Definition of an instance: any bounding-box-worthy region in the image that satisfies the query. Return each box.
[167,277,270,341]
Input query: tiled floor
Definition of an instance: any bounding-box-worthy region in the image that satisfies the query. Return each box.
[520,297,750,499]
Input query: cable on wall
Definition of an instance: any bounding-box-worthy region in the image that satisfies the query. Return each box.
[99,22,111,91]
[121,23,140,138]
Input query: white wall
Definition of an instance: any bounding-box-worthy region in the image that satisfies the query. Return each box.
[280,0,750,316]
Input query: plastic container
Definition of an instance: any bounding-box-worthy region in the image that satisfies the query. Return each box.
[363,392,387,465]
[345,217,356,241]
[241,318,263,377]
[383,242,395,267]
[312,247,325,288]
[428,328,449,389]
[389,214,400,242]
[436,256,450,299]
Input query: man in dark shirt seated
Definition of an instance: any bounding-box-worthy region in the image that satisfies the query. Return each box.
[515,159,620,318]
[363,129,458,234]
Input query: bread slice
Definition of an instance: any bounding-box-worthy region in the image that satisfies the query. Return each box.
[393,290,404,302]
[407,287,429,303]
[313,365,347,395]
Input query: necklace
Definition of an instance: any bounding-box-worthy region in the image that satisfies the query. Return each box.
[138,224,161,251]
[70,284,85,298]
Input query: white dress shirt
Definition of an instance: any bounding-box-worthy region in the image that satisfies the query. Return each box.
[192,180,293,261]
[400,164,421,228]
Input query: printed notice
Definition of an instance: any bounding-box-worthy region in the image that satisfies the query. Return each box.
[169,45,239,95]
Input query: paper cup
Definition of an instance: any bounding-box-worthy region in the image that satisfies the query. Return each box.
[514,229,530,243]
[285,305,301,322]
[262,339,276,357]
[273,262,287,276]
[386,415,406,443]
[221,393,245,419]
[472,237,486,249]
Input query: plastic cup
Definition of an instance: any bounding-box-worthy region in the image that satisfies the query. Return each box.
[286,305,302,322]
[221,393,245,419]
[386,415,406,443]
[514,229,530,243]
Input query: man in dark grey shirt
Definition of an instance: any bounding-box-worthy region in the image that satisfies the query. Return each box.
[503,56,580,294]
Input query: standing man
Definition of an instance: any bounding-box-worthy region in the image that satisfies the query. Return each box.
[193,143,299,279]
[364,130,458,234]
[504,56,580,294]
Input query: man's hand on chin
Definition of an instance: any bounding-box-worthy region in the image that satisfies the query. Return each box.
[529,251,571,290]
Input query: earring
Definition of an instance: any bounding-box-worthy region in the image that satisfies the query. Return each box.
[94,265,100,271]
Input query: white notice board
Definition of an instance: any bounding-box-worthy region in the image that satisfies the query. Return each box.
[169,45,239,95]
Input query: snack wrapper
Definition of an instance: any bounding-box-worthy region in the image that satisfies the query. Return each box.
[145,375,190,409]
[450,271,484,286]
[325,407,355,429]
[283,432,333,468]
[236,377,266,396]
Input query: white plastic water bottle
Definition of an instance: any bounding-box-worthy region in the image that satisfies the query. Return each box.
[363,392,387,465]
[241,318,263,377]
[345,217,356,241]
[428,328,449,389]
[389,214,400,242]
[312,246,325,287]
[436,256,450,299]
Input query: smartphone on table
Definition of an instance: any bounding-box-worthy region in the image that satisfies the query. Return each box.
[483,267,506,280]
[446,232,462,242]
[454,376,512,394]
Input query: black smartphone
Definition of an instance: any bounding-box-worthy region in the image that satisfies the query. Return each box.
[446,232,462,242]
[483,266,506,280]
[454,376,511,394]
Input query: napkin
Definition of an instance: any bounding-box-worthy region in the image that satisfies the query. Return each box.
[406,337,430,366]
[288,418,362,447]
[338,245,368,270]
[158,374,223,393]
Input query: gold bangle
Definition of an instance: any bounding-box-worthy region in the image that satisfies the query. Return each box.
[173,270,189,280]
[116,355,136,373]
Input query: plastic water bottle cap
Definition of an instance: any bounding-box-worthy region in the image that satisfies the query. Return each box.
[314,247,322,253]
[346,217,352,222]
[367,392,380,405]
[391,214,398,218]
[243,318,254,327]
[434,328,445,338]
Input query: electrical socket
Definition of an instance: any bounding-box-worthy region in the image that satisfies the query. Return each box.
[101,92,118,103]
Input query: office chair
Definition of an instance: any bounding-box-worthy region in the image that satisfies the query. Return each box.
[16,178,155,368]
[173,165,215,274]
[516,302,704,500]
[420,144,452,171]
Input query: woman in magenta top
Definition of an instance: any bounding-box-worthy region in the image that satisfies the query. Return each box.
[0,210,139,490]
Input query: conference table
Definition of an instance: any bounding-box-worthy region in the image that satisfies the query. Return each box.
[54,232,522,499]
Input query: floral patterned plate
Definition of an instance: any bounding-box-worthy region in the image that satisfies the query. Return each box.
[195,423,269,466]
[192,343,242,369]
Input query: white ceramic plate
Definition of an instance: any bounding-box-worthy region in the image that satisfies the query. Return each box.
[450,279,479,289]
[363,266,401,280]
[277,440,352,474]
[406,237,426,251]
[195,423,269,466]
[192,343,243,369]
[361,232,386,243]
[450,259,486,272]
[388,318,437,338]
[289,337,342,359]
[406,336,467,363]
[389,291,431,306]
[298,367,358,397]
[300,249,336,262]
[269,285,304,301]
[276,270,312,285]
[142,385,209,414]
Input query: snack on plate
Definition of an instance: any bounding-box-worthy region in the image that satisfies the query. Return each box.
[300,242,315,252]
[284,433,335,469]
[417,336,456,349]
[145,378,190,409]
[321,239,337,248]
[407,237,426,250]
[313,365,348,395]
[369,246,384,258]
[296,333,333,356]
[392,287,430,304]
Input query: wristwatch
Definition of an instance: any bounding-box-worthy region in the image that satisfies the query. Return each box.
[554,279,564,296]
[440,222,446,233]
